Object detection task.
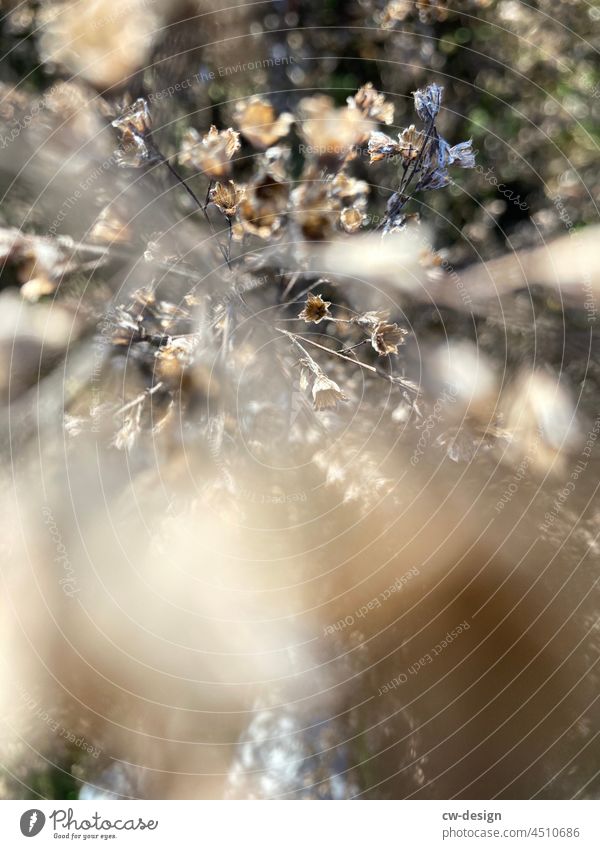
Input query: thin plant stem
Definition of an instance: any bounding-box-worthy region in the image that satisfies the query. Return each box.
[276,328,420,395]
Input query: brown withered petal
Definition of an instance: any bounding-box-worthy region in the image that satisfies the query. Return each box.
[178,125,240,178]
[234,97,293,149]
[371,321,407,355]
[290,181,339,241]
[354,310,390,330]
[340,206,365,233]
[312,374,348,410]
[210,181,245,216]
[397,124,425,161]
[347,83,394,125]
[238,175,289,239]
[367,131,402,163]
[299,293,332,324]
[329,172,370,205]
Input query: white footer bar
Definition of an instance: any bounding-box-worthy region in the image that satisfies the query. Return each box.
[1,800,599,847]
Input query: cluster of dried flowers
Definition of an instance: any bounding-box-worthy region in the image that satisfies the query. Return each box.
[368,83,475,232]
[99,83,470,433]
[36,78,575,481]
[3,73,579,485]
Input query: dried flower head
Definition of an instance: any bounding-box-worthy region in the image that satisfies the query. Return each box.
[367,125,425,164]
[210,181,246,217]
[413,83,443,122]
[397,125,425,160]
[371,82,476,231]
[340,206,365,233]
[178,125,241,179]
[112,98,158,168]
[371,322,407,355]
[347,83,394,125]
[234,97,293,149]
[354,310,391,330]
[260,145,292,182]
[298,95,373,161]
[329,172,370,206]
[291,181,339,241]
[238,175,289,239]
[367,131,401,163]
[312,373,348,410]
[39,0,161,89]
[299,293,332,324]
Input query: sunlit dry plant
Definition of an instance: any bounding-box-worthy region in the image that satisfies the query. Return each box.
[178,125,241,178]
[234,97,294,149]
[1,13,597,804]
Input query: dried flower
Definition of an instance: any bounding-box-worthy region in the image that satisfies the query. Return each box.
[299,294,332,324]
[298,95,372,161]
[290,181,339,241]
[397,125,425,160]
[413,83,443,122]
[367,131,401,163]
[372,83,476,231]
[112,98,159,168]
[178,125,240,179]
[238,175,289,239]
[371,322,407,355]
[368,125,425,164]
[340,206,365,233]
[347,83,394,125]
[234,97,293,149]
[445,139,476,169]
[312,373,348,410]
[354,310,390,330]
[260,145,292,182]
[210,181,245,217]
[39,0,161,89]
[329,172,369,206]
